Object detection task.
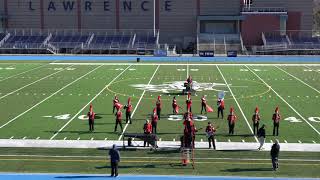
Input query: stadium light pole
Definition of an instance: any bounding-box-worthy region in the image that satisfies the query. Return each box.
[153,0,156,37]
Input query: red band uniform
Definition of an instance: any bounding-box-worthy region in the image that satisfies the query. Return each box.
[272,107,281,136]
[227,107,237,135]
[252,107,261,135]
[143,120,152,147]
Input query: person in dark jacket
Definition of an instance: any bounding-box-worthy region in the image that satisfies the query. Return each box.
[271,140,280,171]
[257,124,266,150]
[109,144,120,177]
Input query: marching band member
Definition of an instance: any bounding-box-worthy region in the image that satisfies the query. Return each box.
[201,95,207,114]
[272,107,281,136]
[151,108,159,134]
[205,122,216,149]
[87,104,95,132]
[186,92,192,113]
[156,95,162,120]
[124,97,133,124]
[227,107,237,135]
[114,109,123,132]
[113,95,119,114]
[217,98,225,119]
[143,120,152,147]
[252,107,261,135]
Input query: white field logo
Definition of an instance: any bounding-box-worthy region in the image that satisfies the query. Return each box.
[131,81,228,93]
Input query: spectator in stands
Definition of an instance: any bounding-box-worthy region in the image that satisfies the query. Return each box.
[271,140,280,171]
[109,144,120,177]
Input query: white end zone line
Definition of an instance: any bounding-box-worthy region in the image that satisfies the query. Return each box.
[0,63,49,82]
[50,62,320,66]
[275,66,320,94]
[0,65,103,129]
[118,65,161,141]
[245,65,320,136]
[0,65,74,100]
[50,65,132,140]
[216,65,259,142]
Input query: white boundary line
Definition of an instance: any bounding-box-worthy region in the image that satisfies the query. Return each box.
[0,64,48,82]
[118,65,160,141]
[0,154,319,162]
[216,65,258,142]
[275,66,320,94]
[0,65,103,129]
[0,65,73,100]
[50,62,320,66]
[245,65,320,136]
[50,65,132,140]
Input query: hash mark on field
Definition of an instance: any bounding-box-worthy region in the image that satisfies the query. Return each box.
[91,137,94,140]
[270,140,273,143]
[201,139,203,142]
[159,138,162,141]
[298,140,302,143]
[276,66,320,94]
[312,141,316,144]
[77,137,80,140]
[246,65,320,136]
[0,66,103,129]
[228,139,231,142]
[173,138,175,142]
[242,140,245,143]
[64,137,67,140]
[284,140,288,143]
[104,138,108,141]
[36,137,40,140]
[10,136,14,139]
[0,66,72,100]
[22,137,27,140]
[50,65,131,140]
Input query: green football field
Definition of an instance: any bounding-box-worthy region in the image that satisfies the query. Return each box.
[0,61,319,144]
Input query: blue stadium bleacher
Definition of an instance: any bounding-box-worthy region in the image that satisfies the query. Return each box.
[134,35,157,49]
[264,34,288,45]
[1,35,47,48]
[49,35,90,49]
[0,33,6,41]
[88,35,133,50]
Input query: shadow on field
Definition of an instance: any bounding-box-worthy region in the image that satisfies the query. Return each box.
[45,130,117,135]
[221,167,272,172]
[95,164,156,169]
[219,134,255,137]
[55,175,110,179]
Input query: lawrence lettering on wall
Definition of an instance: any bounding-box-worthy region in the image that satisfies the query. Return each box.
[28,0,173,12]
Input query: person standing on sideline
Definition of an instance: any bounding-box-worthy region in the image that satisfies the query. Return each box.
[272,107,281,136]
[217,98,225,119]
[109,144,120,177]
[87,104,95,132]
[113,96,119,114]
[201,95,207,114]
[257,124,266,150]
[156,95,162,120]
[124,97,133,124]
[252,107,261,135]
[271,140,280,171]
[227,107,237,135]
[205,122,216,149]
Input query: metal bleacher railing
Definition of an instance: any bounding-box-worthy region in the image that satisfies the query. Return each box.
[0,29,161,54]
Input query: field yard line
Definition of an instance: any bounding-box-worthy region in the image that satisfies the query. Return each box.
[118,65,161,141]
[50,65,132,140]
[0,65,73,100]
[50,62,320,66]
[275,66,320,94]
[304,65,320,74]
[216,65,258,142]
[0,154,319,162]
[0,64,49,82]
[0,65,103,129]
[246,65,320,136]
